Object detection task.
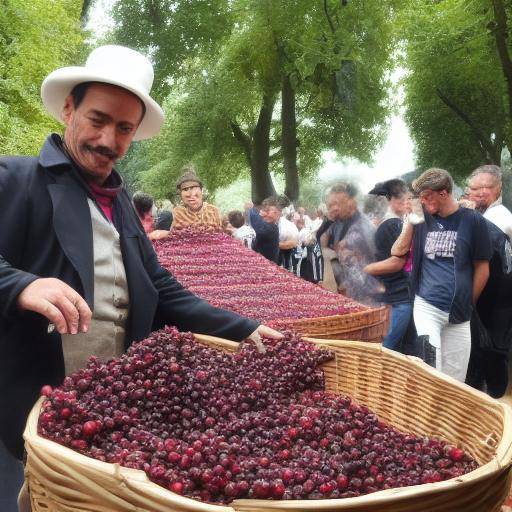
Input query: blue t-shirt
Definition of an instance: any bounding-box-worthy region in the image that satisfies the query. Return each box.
[419,209,462,312]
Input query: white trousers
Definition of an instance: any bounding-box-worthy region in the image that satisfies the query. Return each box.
[413,295,471,382]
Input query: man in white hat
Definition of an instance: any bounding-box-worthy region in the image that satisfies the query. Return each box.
[0,45,280,510]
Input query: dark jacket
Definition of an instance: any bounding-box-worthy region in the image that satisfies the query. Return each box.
[0,135,259,458]
[476,220,512,352]
[410,207,492,324]
[248,207,279,263]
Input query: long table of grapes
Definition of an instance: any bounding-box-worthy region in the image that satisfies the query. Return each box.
[154,227,388,341]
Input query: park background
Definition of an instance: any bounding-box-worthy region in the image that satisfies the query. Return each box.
[2,0,512,212]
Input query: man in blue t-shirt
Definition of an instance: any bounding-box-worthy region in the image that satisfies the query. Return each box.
[410,168,492,382]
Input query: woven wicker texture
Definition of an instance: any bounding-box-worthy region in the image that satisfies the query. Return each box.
[24,335,512,512]
[284,306,389,342]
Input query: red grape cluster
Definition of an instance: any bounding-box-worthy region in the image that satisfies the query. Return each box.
[38,328,477,504]
[154,227,367,326]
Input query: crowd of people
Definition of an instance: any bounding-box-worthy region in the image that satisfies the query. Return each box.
[132,162,512,402]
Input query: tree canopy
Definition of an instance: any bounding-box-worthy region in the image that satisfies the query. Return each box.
[109,0,397,202]
[0,0,84,156]
[399,0,512,181]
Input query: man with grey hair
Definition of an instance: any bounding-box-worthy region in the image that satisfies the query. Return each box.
[466,164,512,398]
[409,168,492,382]
[317,182,378,303]
[468,164,512,238]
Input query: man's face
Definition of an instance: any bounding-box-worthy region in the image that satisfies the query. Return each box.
[327,192,354,220]
[261,205,281,223]
[180,181,203,211]
[62,83,143,184]
[468,173,500,211]
[419,188,448,215]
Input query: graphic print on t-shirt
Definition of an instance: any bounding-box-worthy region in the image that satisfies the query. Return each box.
[424,230,457,260]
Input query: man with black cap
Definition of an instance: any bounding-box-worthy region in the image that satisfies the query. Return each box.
[0,45,280,510]
[172,165,222,229]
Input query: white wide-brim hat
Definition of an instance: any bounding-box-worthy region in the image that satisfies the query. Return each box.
[41,45,165,141]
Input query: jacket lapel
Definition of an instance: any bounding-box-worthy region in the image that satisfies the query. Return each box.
[47,180,94,307]
[113,192,158,343]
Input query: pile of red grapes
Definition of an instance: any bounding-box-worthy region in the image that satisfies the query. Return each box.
[39,328,478,504]
[154,227,367,327]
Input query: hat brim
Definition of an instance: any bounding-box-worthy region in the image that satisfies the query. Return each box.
[41,67,165,141]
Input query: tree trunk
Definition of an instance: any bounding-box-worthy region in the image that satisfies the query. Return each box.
[491,0,512,155]
[80,0,93,27]
[436,88,501,164]
[281,74,300,202]
[251,93,277,203]
[492,0,512,123]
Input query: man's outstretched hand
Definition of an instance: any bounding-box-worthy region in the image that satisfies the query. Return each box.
[247,325,284,353]
[17,278,91,335]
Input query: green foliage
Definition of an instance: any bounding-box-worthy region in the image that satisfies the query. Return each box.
[111,0,234,101]
[109,0,396,199]
[399,0,508,180]
[0,0,84,156]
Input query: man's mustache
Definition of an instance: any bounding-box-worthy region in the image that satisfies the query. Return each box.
[83,144,118,161]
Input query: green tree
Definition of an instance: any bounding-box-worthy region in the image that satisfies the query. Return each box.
[400,0,511,181]
[109,0,396,202]
[0,0,84,156]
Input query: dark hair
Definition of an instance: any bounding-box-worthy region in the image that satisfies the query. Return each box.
[70,82,92,109]
[228,210,245,228]
[276,194,291,209]
[69,81,147,120]
[155,210,173,230]
[369,179,408,200]
[132,191,154,217]
[261,196,282,209]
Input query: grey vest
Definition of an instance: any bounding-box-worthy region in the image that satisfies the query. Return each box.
[61,199,130,374]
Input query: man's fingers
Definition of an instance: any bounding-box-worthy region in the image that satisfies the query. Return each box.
[71,294,92,333]
[16,278,90,335]
[257,325,284,339]
[252,337,266,354]
[39,300,68,334]
[53,295,80,334]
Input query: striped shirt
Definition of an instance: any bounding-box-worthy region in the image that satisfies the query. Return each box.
[172,202,222,230]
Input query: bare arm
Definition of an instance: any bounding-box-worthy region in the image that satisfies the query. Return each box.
[391,221,414,257]
[472,259,490,304]
[364,256,406,276]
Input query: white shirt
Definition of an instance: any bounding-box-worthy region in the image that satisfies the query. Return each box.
[484,198,512,239]
[233,224,256,249]
[302,214,313,229]
[278,216,299,243]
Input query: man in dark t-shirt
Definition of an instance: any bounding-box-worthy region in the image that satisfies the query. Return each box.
[410,168,491,382]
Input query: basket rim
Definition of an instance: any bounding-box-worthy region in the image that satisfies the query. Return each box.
[24,333,512,510]
[285,305,388,324]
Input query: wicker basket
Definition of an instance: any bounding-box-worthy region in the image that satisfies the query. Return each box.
[24,335,512,512]
[283,306,389,342]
